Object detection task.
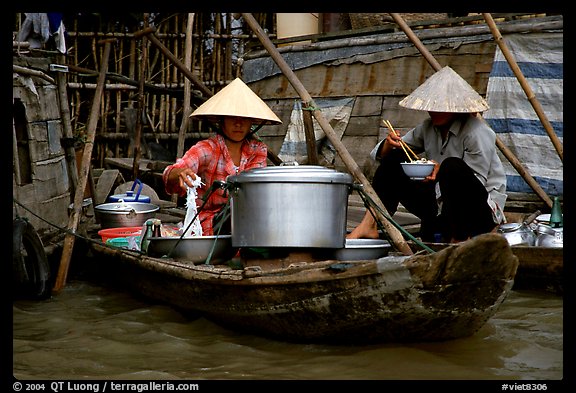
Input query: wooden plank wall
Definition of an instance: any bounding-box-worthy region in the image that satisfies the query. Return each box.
[13,57,72,237]
[248,39,497,177]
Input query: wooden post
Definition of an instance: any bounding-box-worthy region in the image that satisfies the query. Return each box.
[53,39,114,294]
[242,13,413,256]
[483,13,563,162]
[55,53,79,198]
[302,102,318,165]
[389,13,553,209]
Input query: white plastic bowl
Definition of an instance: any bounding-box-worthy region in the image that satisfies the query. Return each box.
[401,162,434,180]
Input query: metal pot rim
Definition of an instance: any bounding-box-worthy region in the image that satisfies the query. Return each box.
[228,165,353,184]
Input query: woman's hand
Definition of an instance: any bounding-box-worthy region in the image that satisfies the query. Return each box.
[423,160,440,182]
[169,168,197,192]
[385,130,404,148]
[379,131,404,157]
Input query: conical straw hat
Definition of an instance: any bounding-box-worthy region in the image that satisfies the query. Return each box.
[399,66,489,113]
[190,78,282,125]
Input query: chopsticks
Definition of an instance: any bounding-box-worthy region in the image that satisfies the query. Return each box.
[383,120,419,162]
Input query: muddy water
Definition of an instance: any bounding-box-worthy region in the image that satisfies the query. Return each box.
[12,278,563,382]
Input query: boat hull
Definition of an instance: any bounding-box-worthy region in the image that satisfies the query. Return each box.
[90,233,518,344]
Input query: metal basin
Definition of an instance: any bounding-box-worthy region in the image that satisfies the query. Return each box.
[146,235,238,264]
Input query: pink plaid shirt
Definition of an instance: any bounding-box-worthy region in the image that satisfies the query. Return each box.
[163,134,267,235]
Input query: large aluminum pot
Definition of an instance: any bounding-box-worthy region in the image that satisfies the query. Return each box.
[535,224,563,248]
[95,201,159,229]
[227,166,354,248]
[497,222,536,246]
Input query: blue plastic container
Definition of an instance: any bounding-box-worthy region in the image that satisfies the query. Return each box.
[107,179,151,203]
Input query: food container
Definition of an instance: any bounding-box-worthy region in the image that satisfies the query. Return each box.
[328,238,391,260]
[227,166,354,248]
[146,235,238,263]
[98,226,143,242]
[400,161,435,180]
[497,222,536,246]
[535,224,563,248]
[94,201,159,229]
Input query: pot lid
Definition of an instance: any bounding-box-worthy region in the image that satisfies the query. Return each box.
[227,165,353,184]
[497,223,523,233]
[95,201,159,213]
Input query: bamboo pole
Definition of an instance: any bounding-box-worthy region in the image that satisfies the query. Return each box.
[483,13,563,162]
[132,14,148,180]
[242,13,413,256]
[53,39,114,294]
[173,13,195,203]
[389,13,553,209]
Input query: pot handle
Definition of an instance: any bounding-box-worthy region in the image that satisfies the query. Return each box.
[129,179,144,201]
[523,209,541,226]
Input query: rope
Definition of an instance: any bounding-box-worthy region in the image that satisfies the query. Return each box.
[204,197,231,265]
[12,198,129,251]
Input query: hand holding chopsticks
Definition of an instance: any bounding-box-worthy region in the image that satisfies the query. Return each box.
[383,120,419,162]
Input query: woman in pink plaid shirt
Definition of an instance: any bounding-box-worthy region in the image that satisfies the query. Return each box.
[163,78,281,236]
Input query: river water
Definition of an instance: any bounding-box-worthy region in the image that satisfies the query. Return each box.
[12,274,564,385]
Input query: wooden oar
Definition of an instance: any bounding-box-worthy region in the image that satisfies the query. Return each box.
[53,39,114,294]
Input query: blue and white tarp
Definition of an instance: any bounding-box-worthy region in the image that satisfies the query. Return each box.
[484,32,563,196]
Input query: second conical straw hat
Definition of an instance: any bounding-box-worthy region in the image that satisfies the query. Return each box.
[399,66,489,113]
[190,78,282,125]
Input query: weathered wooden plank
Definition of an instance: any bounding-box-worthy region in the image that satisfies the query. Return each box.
[351,95,383,117]
[345,115,380,137]
[95,169,122,205]
[249,43,494,99]
[334,135,379,175]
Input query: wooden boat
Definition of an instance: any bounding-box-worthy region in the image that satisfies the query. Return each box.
[509,246,563,294]
[410,241,563,295]
[87,232,518,344]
